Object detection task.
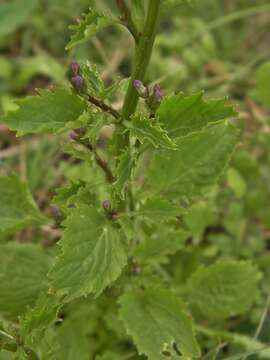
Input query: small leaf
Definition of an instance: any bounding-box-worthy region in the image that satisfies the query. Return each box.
[137,197,186,220]
[3,87,87,136]
[187,260,261,320]
[66,9,117,50]
[146,123,239,200]
[49,205,127,302]
[255,62,270,107]
[134,228,189,264]
[0,243,52,316]
[157,92,237,138]
[127,114,177,150]
[0,175,46,234]
[119,288,201,359]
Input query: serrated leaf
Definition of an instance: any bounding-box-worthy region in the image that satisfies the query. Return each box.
[157,92,237,138]
[113,151,135,199]
[0,0,38,38]
[3,88,87,136]
[49,205,127,302]
[0,243,52,316]
[0,176,46,234]
[119,288,201,359]
[134,229,189,264]
[21,293,61,339]
[66,9,117,50]
[127,115,177,150]
[146,123,239,200]
[81,62,104,97]
[187,260,261,320]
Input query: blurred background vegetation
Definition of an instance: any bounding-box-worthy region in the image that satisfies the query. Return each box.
[0,0,270,358]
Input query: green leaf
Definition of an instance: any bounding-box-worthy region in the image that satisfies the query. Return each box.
[119,288,201,359]
[81,62,104,97]
[66,9,117,50]
[127,115,177,150]
[0,243,52,316]
[0,0,38,38]
[0,176,46,234]
[3,88,87,136]
[227,167,247,198]
[49,205,127,302]
[113,151,135,200]
[183,202,215,239]
[187,260,261,320]
[21,293,61,339]
[134,229,189,264]
[136,197,186,220]
[146,123,239,200]
[157,92,237,138]
[255,62,270,107]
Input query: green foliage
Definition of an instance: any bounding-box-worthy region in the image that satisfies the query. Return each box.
[0,1,269,359]
[0,176,46,234]
[187,261,261,320]
[2,88,87,136]
[49,205,127,302]
[119,288,201,359]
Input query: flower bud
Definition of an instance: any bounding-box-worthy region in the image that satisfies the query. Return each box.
[69,131,78,141]
[102,200,110,210]
[133,79,149,98]
[153,84,162,103]
[71,62,80,75]
[71,75,84,91]
[51,206,60,216]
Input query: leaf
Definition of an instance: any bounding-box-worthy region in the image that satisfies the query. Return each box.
[137,197,186,220]
[255,62,270,107]
[183,202,215,239]
[127,115,177,150]
[119,288,201,359]
[49,205,127,302]
[66,9,117,50]
[0,175,46,234]
[134,229,190,264]
[0,0,38,38]
[0,243,52,316]
[3,87,87,136]
[146,123,239,200]
[113,151,135,199]
[157,92,237,138]
[81,62,104,97]
[21,293,61,339]
[187,260,261,320]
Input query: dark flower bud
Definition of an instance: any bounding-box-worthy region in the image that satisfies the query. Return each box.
[133,79,149,98]
[71,75,84,91]
[102,200,110,210]
[153,83,162,102]
[71,62,80,75]
[111,210,119,221]
[69,131,78,141]
[51,206,60,216]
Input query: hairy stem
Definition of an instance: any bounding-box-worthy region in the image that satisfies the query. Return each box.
[121,0,161,121]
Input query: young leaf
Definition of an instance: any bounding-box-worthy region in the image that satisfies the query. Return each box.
[119,288,201,359]
[127,114,177,150]
[134,228,190,264]
[146,123,239,200]
[0,243,52,316]
[49,205,127,302]
[0,175,46,234]
[255,62,270,107]
[2,87,87,136]
[137,197,186,220]
[187,260,261,320]
[157,92,237,138]
[66,9,117,50]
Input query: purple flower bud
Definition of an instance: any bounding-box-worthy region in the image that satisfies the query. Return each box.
[69,131,78,141]
[71,62,80,75]
[71,75,84,91]
[133,79,149,98]
[154,84,162,102]
[51,206,60,216]
[111,211,119,221]
[102,200,110,210]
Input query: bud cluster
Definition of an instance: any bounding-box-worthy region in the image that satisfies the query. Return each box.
[70,62,84,91]
[133,79,163,111]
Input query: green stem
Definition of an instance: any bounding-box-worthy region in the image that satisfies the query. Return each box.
[121,0,161,122]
